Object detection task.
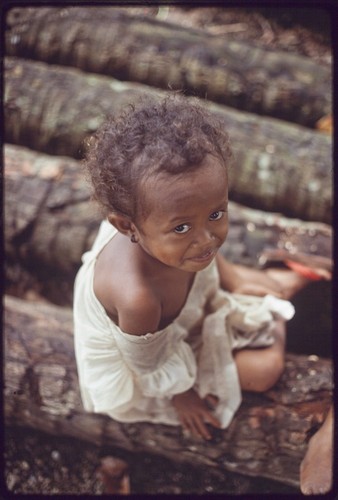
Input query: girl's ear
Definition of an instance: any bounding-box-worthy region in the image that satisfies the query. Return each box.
[107,213,136,237]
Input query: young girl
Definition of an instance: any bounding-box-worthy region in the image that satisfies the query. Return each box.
[74,95,305,440]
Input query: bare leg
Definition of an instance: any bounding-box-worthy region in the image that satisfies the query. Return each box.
[300,406,333,494]
[233,264,310,300]
[234,319,286,392]
[265,268,311,299]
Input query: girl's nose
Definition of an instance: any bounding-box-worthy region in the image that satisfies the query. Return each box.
[192,228,215,246]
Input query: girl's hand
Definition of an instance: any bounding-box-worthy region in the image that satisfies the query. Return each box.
[172,388,221,440]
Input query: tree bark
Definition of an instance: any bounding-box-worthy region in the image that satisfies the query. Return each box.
[5,144,332,302]
[4,144,99,274]
[4,57,151,158]
[4,294,332,488]
[4,59,332,223]
[5,6,331,127]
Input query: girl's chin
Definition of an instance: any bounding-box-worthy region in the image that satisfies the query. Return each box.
[186,249,216,267]
[183,255,216,272]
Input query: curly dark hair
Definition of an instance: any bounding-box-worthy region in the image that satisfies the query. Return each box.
[84,94,233,220]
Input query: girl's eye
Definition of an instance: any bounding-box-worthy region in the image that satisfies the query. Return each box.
[174,224,191,234]
[209,211,224,221]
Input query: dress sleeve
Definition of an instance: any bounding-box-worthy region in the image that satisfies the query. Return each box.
[111,323,197,398]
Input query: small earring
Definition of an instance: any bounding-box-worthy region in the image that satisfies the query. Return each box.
[130,234,137,243]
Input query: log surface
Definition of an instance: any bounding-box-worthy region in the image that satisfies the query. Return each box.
[4,144,332,306]
[5,6,331,127]
[4,59,332,223]
[4,144,99,274]
[4,295,333,488]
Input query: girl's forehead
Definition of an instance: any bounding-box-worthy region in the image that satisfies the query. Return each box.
[139,160,228,214]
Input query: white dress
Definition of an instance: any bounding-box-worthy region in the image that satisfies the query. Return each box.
[73,221,295,428]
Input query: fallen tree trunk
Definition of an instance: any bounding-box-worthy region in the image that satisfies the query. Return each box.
[4,294,332,488]
[4,60,332,223]
[5,6,331,127]
[5,144,332,303]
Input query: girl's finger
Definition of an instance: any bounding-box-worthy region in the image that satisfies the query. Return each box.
[182,413,210,440]
[192,416,212,440]
[203,409,221,429]
[182,415,204,439]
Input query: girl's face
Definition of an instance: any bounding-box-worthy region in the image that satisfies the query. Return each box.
[133,155,229,273]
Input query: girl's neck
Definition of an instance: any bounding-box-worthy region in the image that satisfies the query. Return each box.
[133,238,194,281]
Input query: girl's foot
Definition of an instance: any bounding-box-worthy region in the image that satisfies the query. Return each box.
[265,268,310,300]
[300,408,333,494]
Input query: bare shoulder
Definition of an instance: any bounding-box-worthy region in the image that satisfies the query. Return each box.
[117,284,162,335]
[94,234,162,336]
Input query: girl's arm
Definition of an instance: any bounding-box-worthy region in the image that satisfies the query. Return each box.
[216,253,284,297]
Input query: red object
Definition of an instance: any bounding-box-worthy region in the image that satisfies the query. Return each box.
[285,260,322,281]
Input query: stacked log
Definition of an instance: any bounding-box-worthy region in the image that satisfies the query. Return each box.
[4,59,332,223]
[3,7,333,493]
[4,294,333,488]
[5,6,331,127]
[5,145,332,358]
[4,144,332,301]
[4,144,98,275]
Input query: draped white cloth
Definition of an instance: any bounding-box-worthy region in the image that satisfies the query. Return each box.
[73,221,294,428]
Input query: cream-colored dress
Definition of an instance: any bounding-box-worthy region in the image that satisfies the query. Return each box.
[73,221,294,428]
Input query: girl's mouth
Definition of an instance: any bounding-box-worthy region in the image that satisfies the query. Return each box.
[189,248,216,263]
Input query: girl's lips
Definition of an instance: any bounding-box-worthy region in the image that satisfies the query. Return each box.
[189,248,216,263]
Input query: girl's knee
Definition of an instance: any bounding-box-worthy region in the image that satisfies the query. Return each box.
[253,351,285,392]
[235,345,285,392]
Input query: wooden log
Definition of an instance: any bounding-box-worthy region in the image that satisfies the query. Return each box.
[163,6,332,43]
[4,58,152,158]
[4,294,333,488]
[4,59,332,223]
[5,144,332,359]
[4,144,332,301]
[4,145,99,275]
[133,6,331,67]
[5,6,331,127]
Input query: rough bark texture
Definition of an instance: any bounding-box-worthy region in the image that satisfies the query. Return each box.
[4,144,332,306]
[4,295,333,488]
[4,60,332,223]
[5,6,331,127]
[4,144,99,275]
[4,57,151,158]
